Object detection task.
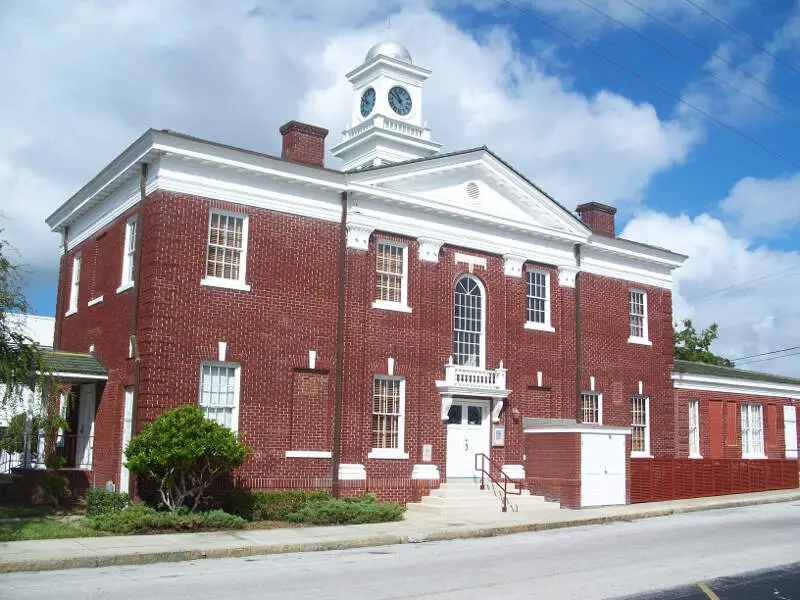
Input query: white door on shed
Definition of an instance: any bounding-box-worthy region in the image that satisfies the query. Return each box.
[784,405,798,460]
[581,432,626,507]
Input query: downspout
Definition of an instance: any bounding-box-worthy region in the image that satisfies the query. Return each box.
[127,163,148,492]
[574,243,583,423]
[331,190,348,498]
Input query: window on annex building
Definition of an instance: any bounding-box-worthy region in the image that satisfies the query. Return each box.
[581,392,602,424]
[119,215,137,290]
[689,399,701,458]
[628,290,649,344]
[373,241,409,310]
[631,395,650,455]
[453,275,484,368]
[203,210,249,290]
[741,403,765,459]
[370,377,405,458]
[525,269,552,331]
[67,252,82,315]
[198,362,241,432]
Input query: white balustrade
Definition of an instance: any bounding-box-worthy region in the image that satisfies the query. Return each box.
[443,359,507,391]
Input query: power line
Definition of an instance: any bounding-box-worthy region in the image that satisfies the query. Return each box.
[496,0,800,171]
[572,0,800,129]
[731,345,800,362]
[736,349,800,367]
[682,266,800,303]
[620,0,800,107]
[682,0,800,78]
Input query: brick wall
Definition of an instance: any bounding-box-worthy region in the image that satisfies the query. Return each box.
[523,433,581,508]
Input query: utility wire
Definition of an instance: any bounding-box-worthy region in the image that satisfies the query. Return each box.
[620,0,800,107]
[682,0,800,78]
[572,0,800,129]
[731,345,800,362]
[497,0,800,171]
[682,265,800,303]
[736,349,800,366]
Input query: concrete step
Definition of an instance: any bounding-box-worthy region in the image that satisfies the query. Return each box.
[407,480,563,516]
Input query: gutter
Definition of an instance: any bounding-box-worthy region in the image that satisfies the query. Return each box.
[331,191,348,498]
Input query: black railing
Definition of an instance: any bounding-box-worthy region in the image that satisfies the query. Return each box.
[474,453,522,513]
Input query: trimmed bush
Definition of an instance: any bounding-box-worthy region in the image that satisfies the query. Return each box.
[83,504,245,534]
[229,491,329,521]
[86,488,130,517]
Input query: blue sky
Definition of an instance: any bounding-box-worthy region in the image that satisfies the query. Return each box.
[1,0,799,373]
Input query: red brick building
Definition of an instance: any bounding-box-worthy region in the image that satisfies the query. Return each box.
[45,42,798,508]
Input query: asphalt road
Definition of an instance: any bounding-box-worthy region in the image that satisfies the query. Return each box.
[2,502,799,599]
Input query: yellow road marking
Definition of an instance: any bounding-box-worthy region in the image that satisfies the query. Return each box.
[697,581,721,600]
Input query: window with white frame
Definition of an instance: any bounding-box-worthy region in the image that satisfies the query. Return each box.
[198,362,241,432]
[204,211,248,288]
[581,392,602,424]
[374,241,408,309]
[120,215,137,289]
[741,403,765,458]
[67,252,81,315]
[631,395,650,455]
[370,377,405,457]
[689,399,701,457]
[628,290,649,343]
[453,275,484,367]
[525,269,552,330]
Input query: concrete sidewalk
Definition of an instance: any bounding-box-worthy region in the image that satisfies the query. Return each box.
[2,489,799,574]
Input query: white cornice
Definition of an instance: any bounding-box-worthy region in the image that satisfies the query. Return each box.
[523,426,632,435]
[671,371,800,399]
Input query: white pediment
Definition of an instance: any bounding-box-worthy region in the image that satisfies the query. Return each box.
[348,150,590,242]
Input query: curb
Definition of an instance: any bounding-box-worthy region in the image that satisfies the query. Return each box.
[2,492,799,574]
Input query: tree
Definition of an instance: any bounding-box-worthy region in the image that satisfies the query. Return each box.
[673,318,734,367]
[125,405,251,512]
[0,236,48,407]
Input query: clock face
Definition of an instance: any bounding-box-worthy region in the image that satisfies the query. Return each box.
[360,88,376,117]
[388,86,412,116]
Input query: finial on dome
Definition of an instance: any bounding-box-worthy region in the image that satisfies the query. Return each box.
[365,41,412,64]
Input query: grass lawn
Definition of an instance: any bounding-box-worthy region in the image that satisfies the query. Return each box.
[0,505,52,519]
[0,519,98,542]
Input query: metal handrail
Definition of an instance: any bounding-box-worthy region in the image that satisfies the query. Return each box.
[474,453,522,513]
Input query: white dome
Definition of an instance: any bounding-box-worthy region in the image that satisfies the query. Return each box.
[365,41,412,64]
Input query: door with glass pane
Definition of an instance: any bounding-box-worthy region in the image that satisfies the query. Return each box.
[446,400,490,479]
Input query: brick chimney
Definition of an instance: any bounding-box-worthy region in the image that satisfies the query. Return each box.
[279,121,329,167]
[576,202,617,237]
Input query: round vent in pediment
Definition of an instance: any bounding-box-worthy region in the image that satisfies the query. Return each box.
[466,181,480,201]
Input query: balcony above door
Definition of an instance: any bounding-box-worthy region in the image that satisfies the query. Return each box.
[435,357,510,421]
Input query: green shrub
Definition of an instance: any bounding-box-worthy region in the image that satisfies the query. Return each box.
[83,504,245,534]
[287,494,405,525]
[229,491,329,521]
[86,488,130,517]
[125,405,251,512]
[45,455,69,470]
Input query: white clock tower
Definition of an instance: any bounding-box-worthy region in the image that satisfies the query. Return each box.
[331,41,442,171]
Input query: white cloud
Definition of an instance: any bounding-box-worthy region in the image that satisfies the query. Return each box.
[0,0,698,312]
[622,210,800,375]
[721,172,800,237]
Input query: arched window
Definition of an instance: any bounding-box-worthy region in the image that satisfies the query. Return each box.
[453,275,485,367]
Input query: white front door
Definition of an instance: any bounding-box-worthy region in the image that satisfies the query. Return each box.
[446,400,490,479]
[75,384,96,469]
[581,432,626,507]
[119,388,134,493]
[784,405,798,460]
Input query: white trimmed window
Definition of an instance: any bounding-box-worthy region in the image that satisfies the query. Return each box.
[581,392,602,424]
[453,275,485,367]
[689,399,701,458]
[199,362,241,432]
[119,215,137,290]
[741,403,765,459]
[372,241,410,311]
[628,290,650,344]
[631,395,650,455]
[202,210,250,291]
[67,252,81,315]
[369,377,407,459]
[525,269,553,331]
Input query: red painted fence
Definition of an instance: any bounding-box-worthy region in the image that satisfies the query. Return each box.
[630,458,798,504]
